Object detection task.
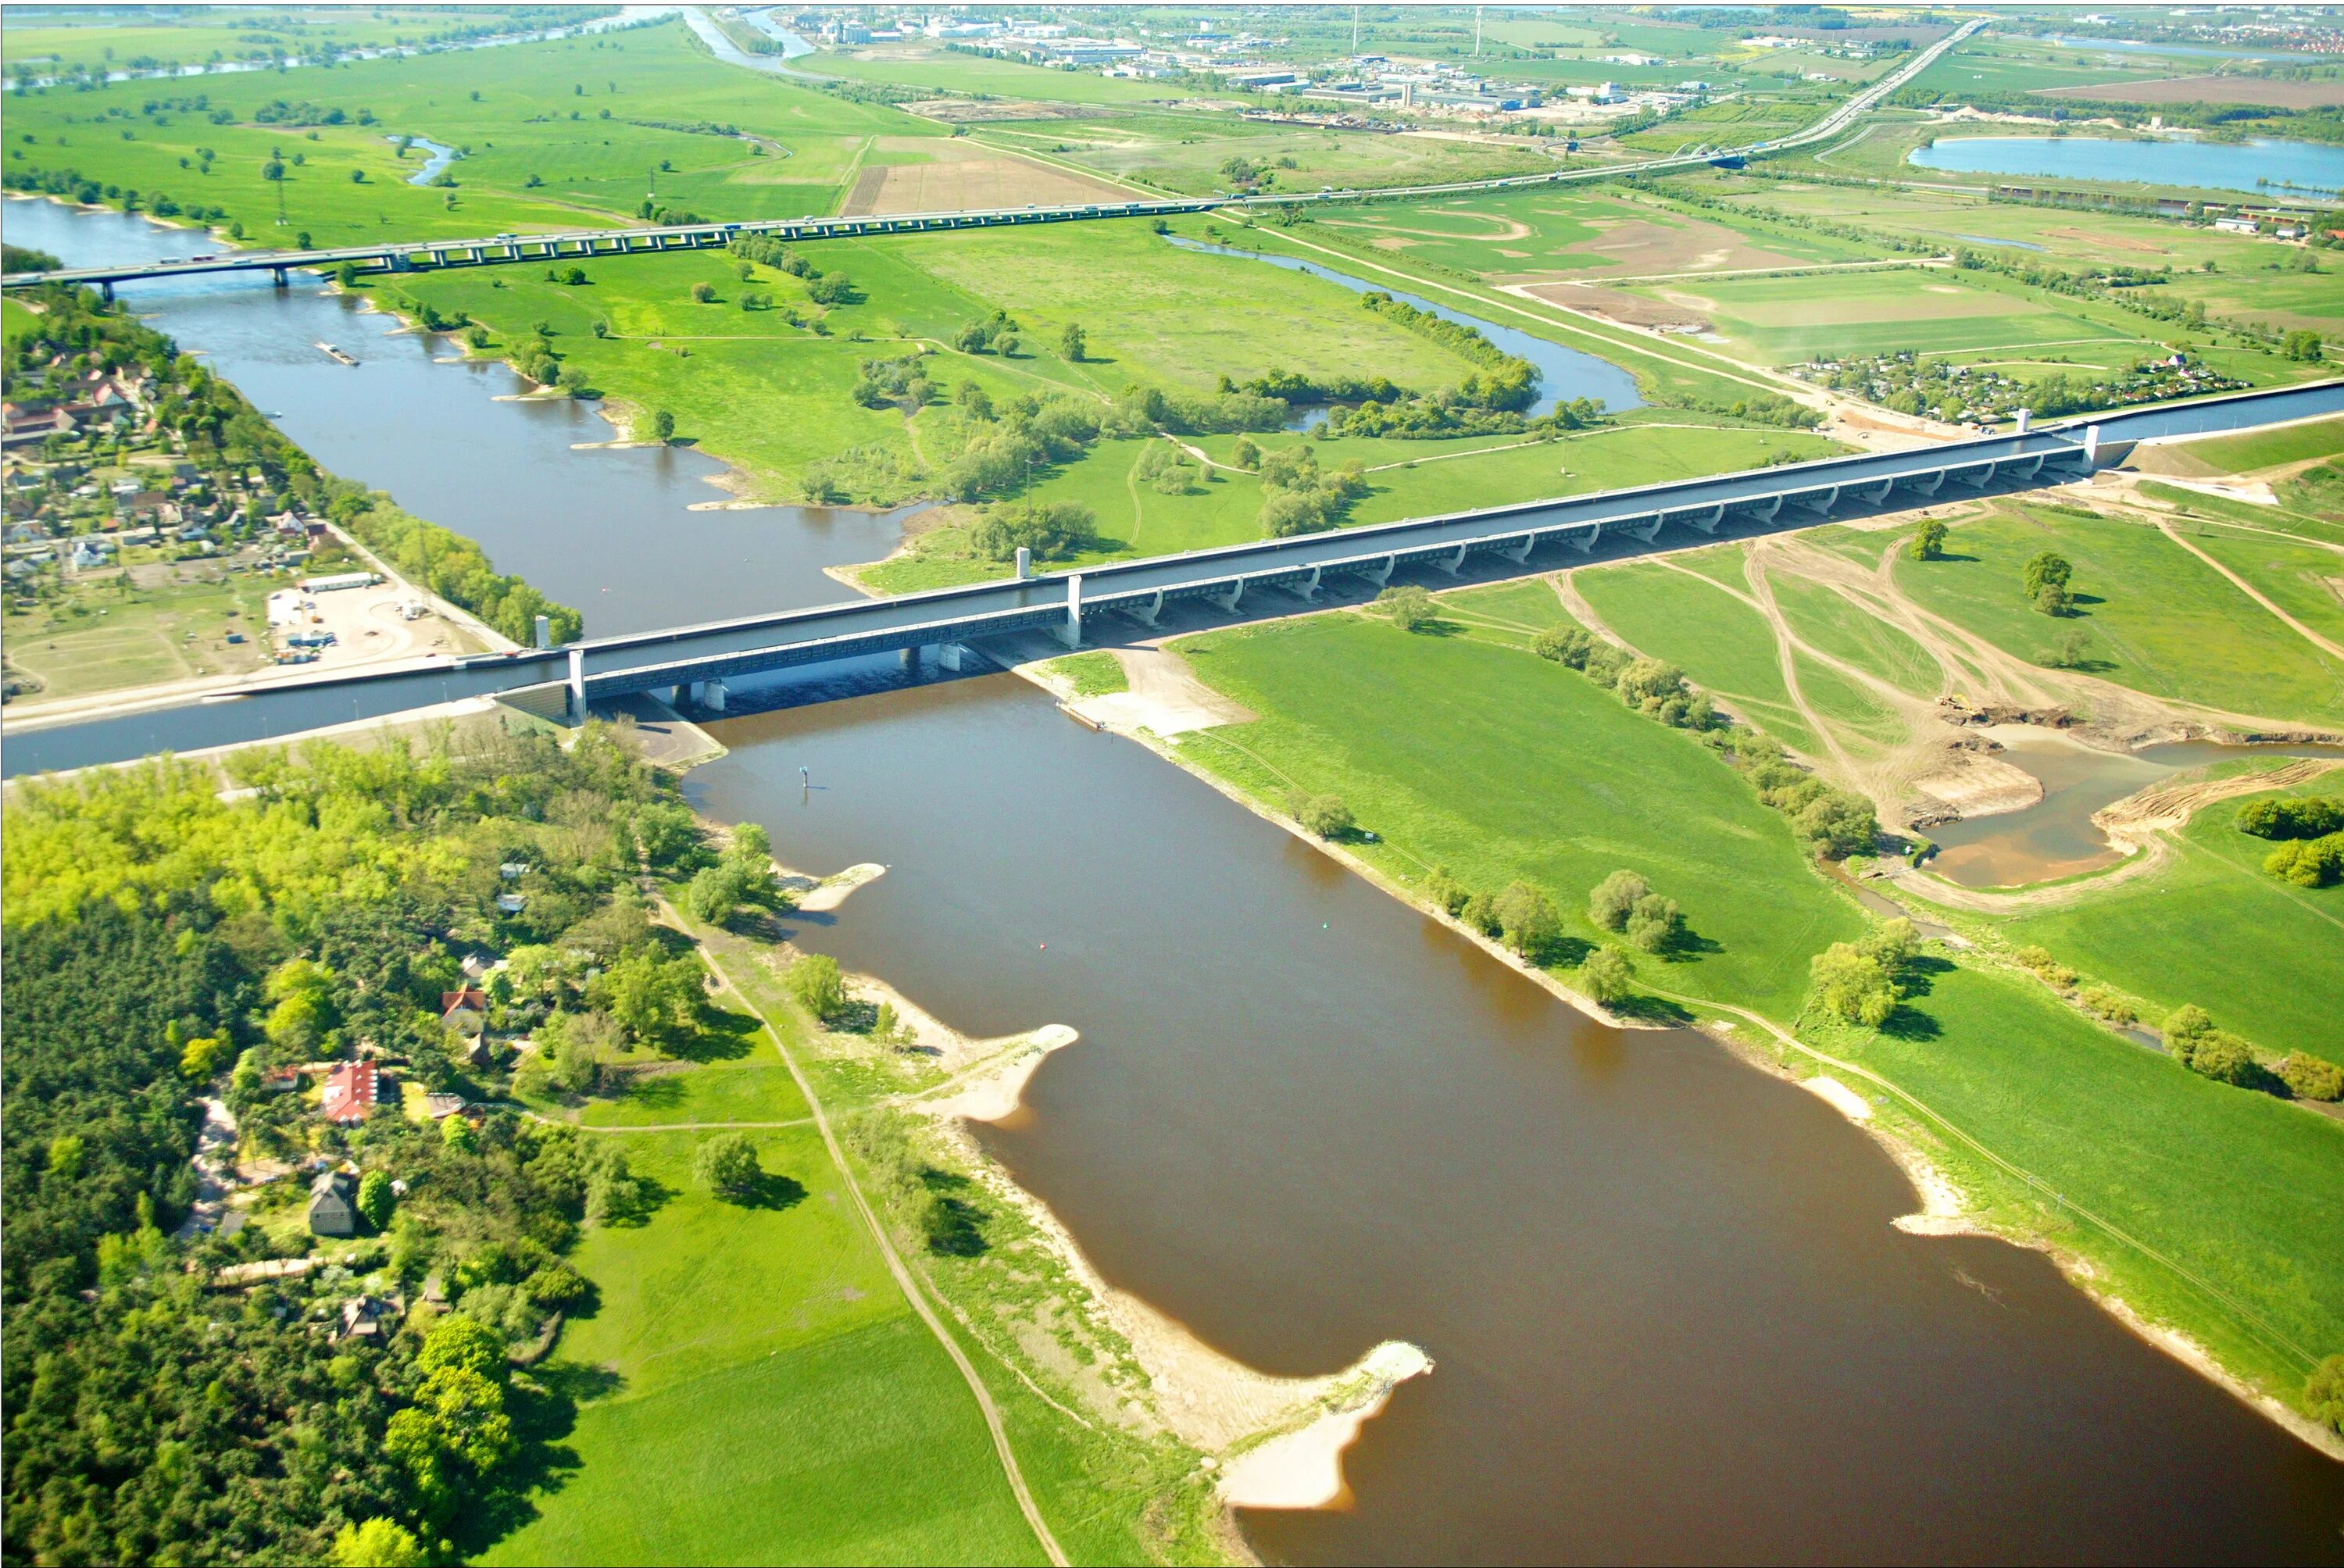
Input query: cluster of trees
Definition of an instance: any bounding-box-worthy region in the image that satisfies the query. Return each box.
[1131,439,1198,495]
[1734,734,1880,859]
[1356,291,1538,411]
[1251,442,1369,537]
[325,481,584,647]
[724,234,852,302]
[943,391,1101,502]
[1590,869,1687,955]
[2023,549,2075,616]
[1423,870,1570,963]
[1809,918,1924,1027]
[1,724,723,1561]
[1534,624,1718,730]
[2237,789,2344,888]
[969,498,1099,563]
[852,351,935,411]
[684,820,787,927]
[1285,788,1356,839]
[2167,1008,2344,1102]
[1,159,230,226]
[1908,518,1949,560]
[953,310,1023,356]
[1375,584,1441,631]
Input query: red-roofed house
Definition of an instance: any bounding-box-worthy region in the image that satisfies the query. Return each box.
[320,1060,380,1125]
[441,987,489,1037]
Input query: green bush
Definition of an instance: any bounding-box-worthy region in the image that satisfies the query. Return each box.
[2278,1051,2344,1102]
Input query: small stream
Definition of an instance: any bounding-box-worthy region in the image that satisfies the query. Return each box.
[395,136,459,188]
[1926,726,2344,888]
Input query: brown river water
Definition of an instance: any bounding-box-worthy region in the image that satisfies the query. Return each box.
[22,200,2343,1563]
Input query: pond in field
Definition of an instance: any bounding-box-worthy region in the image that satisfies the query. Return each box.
[1924,725,2344,888]
[1163,234,1645,416]
[1909,134,2344,201]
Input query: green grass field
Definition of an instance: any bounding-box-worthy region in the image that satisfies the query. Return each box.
[995,118,1562,197]
[2154,415,2344,477]
[1636,266,2142,366]
[1811,959,2344,1407]
[2,18,923,245]
[479,1121,1052,1566]
[1573,551,1831,759]
[1893,505,2344,726]
[1168,580,1867,1017]
[2,570,273,701]
[1303,185,1871,280]
[2000,771,2344,1067]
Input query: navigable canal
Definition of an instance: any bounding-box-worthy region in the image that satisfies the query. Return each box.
[15,200,2344,1563]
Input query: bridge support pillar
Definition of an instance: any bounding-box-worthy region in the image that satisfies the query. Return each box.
[1954,463,1993,488]
[1621,513,1663,543]
[1502,535,1535,563]
[1127,589,1163,627]
[1741,495,1783,524]
[1057,573,1083,648]
[1858,480,1893,505]
[1292,565,1322,601]
[1905,470,1945,497]
[100,280,116,303]
[1211,578,1245,613]
[2013,454,2044,481]
[2082,423,2102,468]
[271,267,289,288]
[1363,555,1395,587]
[1796,486,1840,515]
[566,646,585,722]
[1684,505,1725,534]
[938,643,965,672]
[1563,525,1598,553]
[666,685,687,709]
[703,680,727,713]
[1436,542,1469,576]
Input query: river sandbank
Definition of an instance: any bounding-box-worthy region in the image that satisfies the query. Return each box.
[832,967,1438,1512]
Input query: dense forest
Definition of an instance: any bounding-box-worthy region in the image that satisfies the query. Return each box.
[1,722,741,1563]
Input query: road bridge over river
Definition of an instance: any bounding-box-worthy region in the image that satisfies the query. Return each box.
[7,380,2334,780]
[2,23,1978,299]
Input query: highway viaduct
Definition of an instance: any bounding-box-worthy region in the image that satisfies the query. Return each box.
[8,378,2335,780]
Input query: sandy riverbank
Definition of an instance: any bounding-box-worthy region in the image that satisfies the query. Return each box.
[882,986,1435,1507]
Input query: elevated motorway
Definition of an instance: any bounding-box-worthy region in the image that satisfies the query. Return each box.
[2,23,1978,298]
[9,379,2333,780]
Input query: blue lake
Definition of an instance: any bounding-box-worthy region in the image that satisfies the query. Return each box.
[1164,236,1644,415]
[1909,135,2344,200]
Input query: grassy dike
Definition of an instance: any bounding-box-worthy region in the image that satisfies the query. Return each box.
[1131,578,2344,1443]
[484,895,1229,1565]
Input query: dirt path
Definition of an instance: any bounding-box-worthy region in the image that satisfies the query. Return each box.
[690,934,1070,1566]
[2157,519,2344,663]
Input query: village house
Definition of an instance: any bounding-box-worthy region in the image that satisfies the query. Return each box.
[441,987,490,1036]
[334,1294,403,1342]
[319,1059,380,1125]
[306,1168,359,1236]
